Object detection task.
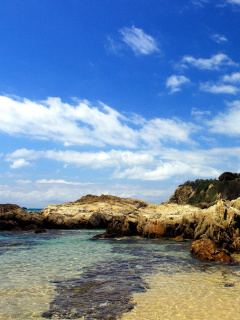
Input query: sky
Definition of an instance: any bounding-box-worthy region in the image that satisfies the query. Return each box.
[1,0,240,207]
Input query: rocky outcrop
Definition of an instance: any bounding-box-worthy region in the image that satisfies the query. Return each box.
[166,173,240,207]
[0,204,46,231]
[190,239,232,263]
[41,195,149,229]
[194,199,240,253]
[2,193,240,263]
[95,202,202,239]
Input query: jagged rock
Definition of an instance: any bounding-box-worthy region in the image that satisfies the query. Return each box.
[165,185,194,205]
[190,239,232,263]
[194,199,240,253]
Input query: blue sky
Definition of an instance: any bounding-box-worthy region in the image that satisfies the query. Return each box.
[1,0,240,207]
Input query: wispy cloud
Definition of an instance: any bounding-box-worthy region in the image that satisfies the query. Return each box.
[105,35,123,55]
[227,0,240,5]
[200,71,240,94]
[191,0,209,7]
[222,72,240,83]
[181,53,238,70]
[5,147,221,183]
[119,26,160,55]
[200,82,239,94]
[166,75,190,93]
[0,95,194,150]
[36,179,92,186]
[208,100,240,135]
[191,108,211,118]
[212,33,228,43]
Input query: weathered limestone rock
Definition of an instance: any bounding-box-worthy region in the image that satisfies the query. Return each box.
[97,202,201,239]
[41,195,149,229]
[190,239,232,264]
[194,199,240,253]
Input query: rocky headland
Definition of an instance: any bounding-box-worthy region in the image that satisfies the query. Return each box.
[2,172,240,263]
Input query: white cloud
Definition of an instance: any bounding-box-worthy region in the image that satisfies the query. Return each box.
[0,95,138,148]
[166,75,190,93]
[5,146,223,183]
[113,161,220,181]
[181,53,238,70]
[200,82,239,94]
[0,95,194,149]
[191,0,209,7]
[16,179,32,184]
[36,179,92,186]
[227,0,240,4]
[119,26,160,55]
[191,108,211,117]
[222,72,240,83]
[208,100,240,135]
[212,34,228,43]
[140,118,195,146]
[10,158,31,169]
[6,149,155,169]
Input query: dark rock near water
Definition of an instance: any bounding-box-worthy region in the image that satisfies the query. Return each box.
[190,239,232,264]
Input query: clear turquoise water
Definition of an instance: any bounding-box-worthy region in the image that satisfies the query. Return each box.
[24,209,43,212]
[1,230,240,320]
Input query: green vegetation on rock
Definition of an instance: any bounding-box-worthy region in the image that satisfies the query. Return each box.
[167,172,240,207]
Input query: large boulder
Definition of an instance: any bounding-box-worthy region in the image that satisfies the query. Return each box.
[190,239,232,263]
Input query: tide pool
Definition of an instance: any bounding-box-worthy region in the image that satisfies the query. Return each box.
[0,230,240,319]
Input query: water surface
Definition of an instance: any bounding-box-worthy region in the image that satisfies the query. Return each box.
[0,230,240,319]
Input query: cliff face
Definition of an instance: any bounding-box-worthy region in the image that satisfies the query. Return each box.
[166,173,240,208]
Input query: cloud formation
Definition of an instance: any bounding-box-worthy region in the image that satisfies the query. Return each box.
[0,95,194,149]
[212,34,228,43]
[119,26,160,55]
[200,82,239,94]
[36,179,92,186]
[166,75,190,93]
[227,0,240,4]
[222,72,240,83]
[208,100,240,135]
[181,53,238,70]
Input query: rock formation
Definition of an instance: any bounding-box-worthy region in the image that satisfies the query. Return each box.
[2,185,240,263]
[0,204,45,231]
[166,172,240,208]
[190,239,232,264]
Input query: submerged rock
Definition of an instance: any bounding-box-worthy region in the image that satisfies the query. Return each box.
[190,239,232,264]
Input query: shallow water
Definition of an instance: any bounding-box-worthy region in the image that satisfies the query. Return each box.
[0,230,240,319]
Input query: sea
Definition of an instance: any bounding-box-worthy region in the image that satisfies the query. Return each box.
[1,225,240,319]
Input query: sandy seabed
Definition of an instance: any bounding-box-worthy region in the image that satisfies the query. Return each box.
[121,268,240,320]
